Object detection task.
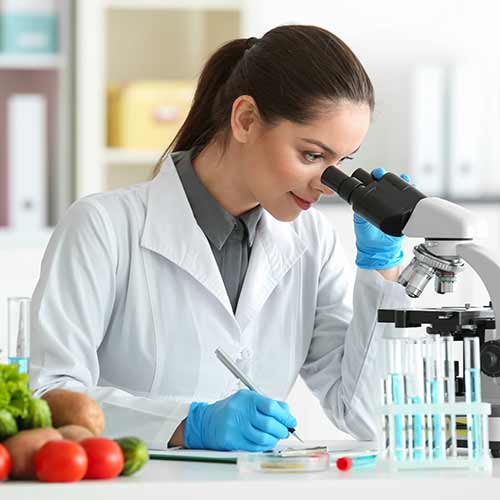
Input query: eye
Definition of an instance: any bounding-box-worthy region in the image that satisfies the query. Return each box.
[303,151,324,163]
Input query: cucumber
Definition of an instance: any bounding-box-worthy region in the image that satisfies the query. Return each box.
[0,409,18,441]
[114,436,149,476]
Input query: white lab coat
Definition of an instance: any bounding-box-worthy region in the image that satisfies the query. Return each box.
[30,154,410,449]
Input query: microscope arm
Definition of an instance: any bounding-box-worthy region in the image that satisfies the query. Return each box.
[456,242,500,337]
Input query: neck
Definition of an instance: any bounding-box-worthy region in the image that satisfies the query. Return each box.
[192,141,259,217]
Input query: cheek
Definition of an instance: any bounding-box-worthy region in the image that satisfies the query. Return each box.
[256,146,303,190]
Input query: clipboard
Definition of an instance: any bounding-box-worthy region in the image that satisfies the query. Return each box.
[149,440,377,464]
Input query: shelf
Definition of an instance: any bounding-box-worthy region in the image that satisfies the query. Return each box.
[0,54,64,70]
[105,0,243,10]
[105,148,163,165]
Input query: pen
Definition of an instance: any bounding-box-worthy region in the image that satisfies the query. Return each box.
[215,348,304,443]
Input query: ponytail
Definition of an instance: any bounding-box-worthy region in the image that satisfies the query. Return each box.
[152,37,254,177]
[153,26,374,177]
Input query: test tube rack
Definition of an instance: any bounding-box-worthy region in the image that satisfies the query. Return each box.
[379,335,492,471]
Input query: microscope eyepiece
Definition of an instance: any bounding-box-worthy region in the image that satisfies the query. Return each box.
[321,167,364,203]
[320,165,426,237]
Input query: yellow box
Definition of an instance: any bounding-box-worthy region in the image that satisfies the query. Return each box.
[107,80,196,150]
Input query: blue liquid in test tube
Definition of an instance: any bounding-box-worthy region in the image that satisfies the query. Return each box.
[8,356,29,374]
[390,373,405,460]
[409,396,424,459]
[430,378,445,459]
[465,367,483,459]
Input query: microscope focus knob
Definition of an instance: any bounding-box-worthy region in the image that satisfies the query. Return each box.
[480,340,500,378]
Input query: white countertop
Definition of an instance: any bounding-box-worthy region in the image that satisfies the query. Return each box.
[3,458,500,499]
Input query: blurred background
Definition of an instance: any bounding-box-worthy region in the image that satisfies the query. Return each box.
[1,0,499,440]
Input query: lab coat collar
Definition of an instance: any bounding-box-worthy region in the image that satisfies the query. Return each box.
[141,154,308,330]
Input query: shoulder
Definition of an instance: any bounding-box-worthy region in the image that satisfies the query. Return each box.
[60,181,149,240]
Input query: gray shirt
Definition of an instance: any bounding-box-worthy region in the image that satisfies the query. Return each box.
[172,150,263,312]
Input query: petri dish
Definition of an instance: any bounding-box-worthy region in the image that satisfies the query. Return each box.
[237,451,330,473]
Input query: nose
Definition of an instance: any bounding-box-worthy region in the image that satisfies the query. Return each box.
[311,169,335,196]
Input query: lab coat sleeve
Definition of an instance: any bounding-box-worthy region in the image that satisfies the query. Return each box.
[299,227,412,440]
[30,199,191,449]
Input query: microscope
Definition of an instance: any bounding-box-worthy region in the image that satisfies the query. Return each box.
[321,166,500,457]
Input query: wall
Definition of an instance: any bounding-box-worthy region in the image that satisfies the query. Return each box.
[242,0,500,196]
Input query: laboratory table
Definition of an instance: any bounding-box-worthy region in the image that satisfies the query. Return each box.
[2,458,500,499]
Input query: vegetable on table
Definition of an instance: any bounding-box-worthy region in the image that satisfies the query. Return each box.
[18,398,52,430]
[0,409,18,441]
[80,437,124,480]
[42,389,105,436]
[3,428,62,479]
[35,439,88,482]
[57,424,94,442]
[0,444,11,481]
[114,437,149,476]
[0,364,32,422]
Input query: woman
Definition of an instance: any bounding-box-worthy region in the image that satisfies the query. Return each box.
[31,25,411,451]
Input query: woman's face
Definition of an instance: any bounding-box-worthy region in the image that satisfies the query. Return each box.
[240,101,371,222]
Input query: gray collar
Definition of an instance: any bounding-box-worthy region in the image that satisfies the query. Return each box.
[172,149,263,250]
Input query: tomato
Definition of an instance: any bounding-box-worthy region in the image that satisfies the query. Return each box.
[80,437,124,480]
[34,440,87,482]
[0,444,11,481]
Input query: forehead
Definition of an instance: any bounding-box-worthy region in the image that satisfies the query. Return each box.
[273,101,371,156]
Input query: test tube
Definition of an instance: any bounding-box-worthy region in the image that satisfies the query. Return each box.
[432,337,447,459]
[464,337,483,459]
[401,340,413,460]
[380,378,389,457]
[406,338,425,460]
[443,336,457,457]
[7,297,30,374]
[385,338,407,461]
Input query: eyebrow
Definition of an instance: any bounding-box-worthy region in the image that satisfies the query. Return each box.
[301,138,361,158]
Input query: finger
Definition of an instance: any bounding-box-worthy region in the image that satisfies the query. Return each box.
[400,173,411,183]
[242,425,279,450]
[253,394,297,429]
[276,401,290,412]
[371,167,386,180]
[252,411,290,440]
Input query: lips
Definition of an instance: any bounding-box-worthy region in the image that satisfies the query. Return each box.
[291,193,313,210]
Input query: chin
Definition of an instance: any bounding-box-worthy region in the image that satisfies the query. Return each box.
[267,208,301,222]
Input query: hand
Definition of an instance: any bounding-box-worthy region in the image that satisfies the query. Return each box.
[183,389,297,451]
[354,168,410,270]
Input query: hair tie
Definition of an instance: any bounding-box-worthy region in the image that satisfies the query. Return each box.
[245,37,259,51]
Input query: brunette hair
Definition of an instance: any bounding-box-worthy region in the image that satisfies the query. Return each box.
[153,24,374,176]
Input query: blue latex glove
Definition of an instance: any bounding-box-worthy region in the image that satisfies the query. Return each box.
[354,167,411,270]
[184,389,297,451]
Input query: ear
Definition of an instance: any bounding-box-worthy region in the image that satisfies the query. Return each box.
[230,95,260,144]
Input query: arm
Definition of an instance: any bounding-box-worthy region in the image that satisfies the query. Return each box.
[30,199,190,449]
[376,266,400,282]
[300,227,411,440]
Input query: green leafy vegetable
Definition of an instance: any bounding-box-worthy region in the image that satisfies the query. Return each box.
[0,364,32,420]
[18,398,52,430]
[0,409,18,440]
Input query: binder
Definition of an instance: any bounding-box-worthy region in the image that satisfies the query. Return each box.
[7,93,48,229]
[409,66,446,197]
[448,65,482,199]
